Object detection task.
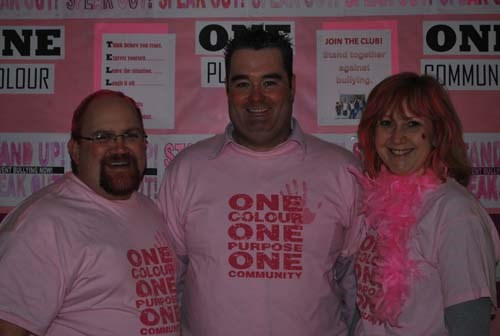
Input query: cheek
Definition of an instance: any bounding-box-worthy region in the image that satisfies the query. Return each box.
[132,144,147,161]
[374,129,387,148]
[374,139,386,158]
[82,147,104,163]
[273,91,293,104]
[228,91,247,104]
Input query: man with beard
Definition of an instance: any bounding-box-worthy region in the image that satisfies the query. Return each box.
[0,90,180,336]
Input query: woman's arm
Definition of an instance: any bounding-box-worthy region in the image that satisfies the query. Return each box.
[445,297,492,336]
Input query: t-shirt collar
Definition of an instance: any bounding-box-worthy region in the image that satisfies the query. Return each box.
[209,117,307,159]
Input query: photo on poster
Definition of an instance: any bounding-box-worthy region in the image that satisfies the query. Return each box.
[333,94,367,121]
[317,21,398,126]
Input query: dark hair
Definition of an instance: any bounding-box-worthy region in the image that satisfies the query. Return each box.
[70,90,144,173]
[224,26,294,86]
[357,72,471,186]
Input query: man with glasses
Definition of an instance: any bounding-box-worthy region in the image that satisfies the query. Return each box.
[0,90,180,336]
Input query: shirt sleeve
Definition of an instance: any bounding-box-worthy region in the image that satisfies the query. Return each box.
[444,297,491,336]
[437,201,499,309]
[157,162,188,258]
[0,212,65,335]
[340,165,365,257]
[157,160,190,297]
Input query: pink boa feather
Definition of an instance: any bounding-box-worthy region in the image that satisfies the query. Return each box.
[353,168,440,326]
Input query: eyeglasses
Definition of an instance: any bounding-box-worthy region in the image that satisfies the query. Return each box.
[76,130,147,145]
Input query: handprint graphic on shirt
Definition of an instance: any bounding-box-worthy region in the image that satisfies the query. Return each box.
[281,179,322,225]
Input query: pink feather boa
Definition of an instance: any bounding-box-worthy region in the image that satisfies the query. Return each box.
[353,168,441,326]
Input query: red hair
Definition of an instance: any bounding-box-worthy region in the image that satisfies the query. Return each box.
[358,72,471,186]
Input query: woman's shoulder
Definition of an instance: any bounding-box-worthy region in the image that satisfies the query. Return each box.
[426,179,480,210]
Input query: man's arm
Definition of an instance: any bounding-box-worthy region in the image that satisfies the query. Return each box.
[0,319,31,336]
[334,254,357,327]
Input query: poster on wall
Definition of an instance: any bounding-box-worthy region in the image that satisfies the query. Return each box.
[465,133,500,210]
[1,1,499,19]
[94,24,176,129]
[0,133,70,207]
[317,21,398,126]
[421,21,500,91]
[138,134,212,199]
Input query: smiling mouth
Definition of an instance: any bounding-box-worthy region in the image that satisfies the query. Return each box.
[109,161,130,167]
[247,106,269,113]
[103,154,134,169]
[389,148,413,156]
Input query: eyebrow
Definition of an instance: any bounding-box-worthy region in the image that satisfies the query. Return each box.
[229,73,284,83]
[89,127,143,134]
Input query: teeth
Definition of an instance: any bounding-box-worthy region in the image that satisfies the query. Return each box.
[110,161,128,166]
[248,107,267,113]
[390,148,412,156]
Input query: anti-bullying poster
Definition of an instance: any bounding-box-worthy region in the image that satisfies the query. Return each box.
[465,133,500,210]
[0,133,69,207]
[317,21,398,126]
[94,23,176,129]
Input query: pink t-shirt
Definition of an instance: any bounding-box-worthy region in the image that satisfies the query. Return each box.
[0,173,180,336]
[157,122,363,336]
[355,180,500,335]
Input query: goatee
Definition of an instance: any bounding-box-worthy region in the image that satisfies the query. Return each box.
[99,153,144,197]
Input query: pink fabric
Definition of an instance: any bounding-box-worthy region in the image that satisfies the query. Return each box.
[0,173,180,336]
[352,169,441,326]
[354,178,500,335]
[157,122,363,336]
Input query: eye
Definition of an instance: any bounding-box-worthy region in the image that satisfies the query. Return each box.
[233,81,250,89]
[123,130,142,140]
[93,132,114,142]
[406,120,421,128]
[378,119,392,128]
[262,79,278,88]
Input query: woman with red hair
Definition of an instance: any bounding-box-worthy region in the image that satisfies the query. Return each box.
[351,72,500,335]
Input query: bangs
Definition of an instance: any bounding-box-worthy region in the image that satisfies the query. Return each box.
[378,83,435,121]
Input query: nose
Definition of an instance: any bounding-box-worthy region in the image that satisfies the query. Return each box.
[390,125,406,144]
[248,85,264,102]
[110,135,128,150]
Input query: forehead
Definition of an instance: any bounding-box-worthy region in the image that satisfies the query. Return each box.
[381,101,422,120]
[230,48,285,74]
[80,95,141,132]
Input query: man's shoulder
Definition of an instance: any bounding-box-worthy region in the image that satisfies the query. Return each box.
[303,133,360,164]
[0,177,72,232]
[169,134,222,165]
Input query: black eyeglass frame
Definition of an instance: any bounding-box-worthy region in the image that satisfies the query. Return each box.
[74,131,148,143]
